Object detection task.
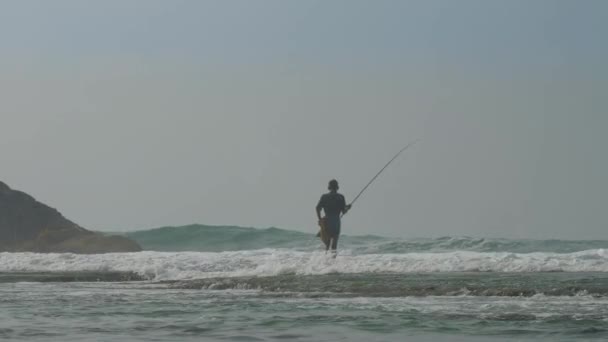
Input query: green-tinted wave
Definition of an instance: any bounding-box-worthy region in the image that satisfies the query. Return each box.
[116,224,608,254]
[123,224,313,252]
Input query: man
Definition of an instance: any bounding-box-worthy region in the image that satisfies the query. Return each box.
[316,179,351,253]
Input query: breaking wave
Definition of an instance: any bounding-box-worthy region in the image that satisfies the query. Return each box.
[2,248,608,281]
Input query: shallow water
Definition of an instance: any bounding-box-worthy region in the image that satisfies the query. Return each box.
[2,272,608,341]
[3,230,608,341]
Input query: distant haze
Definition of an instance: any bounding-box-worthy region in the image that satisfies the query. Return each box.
[1,0,606,239]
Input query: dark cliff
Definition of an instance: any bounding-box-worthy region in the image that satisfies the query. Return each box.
[0,181,141,253]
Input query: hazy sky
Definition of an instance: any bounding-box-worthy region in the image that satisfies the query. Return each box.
[1,0,607,239]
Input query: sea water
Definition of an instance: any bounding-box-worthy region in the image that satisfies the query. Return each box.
[1,226,608,341]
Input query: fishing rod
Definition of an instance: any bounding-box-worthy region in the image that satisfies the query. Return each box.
[315,140,419,241]
[347,139,420,210]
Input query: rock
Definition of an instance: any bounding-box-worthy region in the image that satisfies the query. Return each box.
[0,181,141,253]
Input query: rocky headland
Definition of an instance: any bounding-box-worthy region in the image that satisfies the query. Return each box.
[0,181,141,253]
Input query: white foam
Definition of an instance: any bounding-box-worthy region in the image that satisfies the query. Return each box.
[2,249,608,281]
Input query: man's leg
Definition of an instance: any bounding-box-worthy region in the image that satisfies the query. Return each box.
[330,235,339,258]
[325,235,334,253]
[324,216,340,255]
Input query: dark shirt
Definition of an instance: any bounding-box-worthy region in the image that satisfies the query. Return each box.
[316,192,346,217]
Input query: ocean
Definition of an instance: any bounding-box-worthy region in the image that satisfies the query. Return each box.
[2,225,608,341]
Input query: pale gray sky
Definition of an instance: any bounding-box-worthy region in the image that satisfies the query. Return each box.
[1,0,607,239]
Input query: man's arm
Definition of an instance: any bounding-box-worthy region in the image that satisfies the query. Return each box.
[341,195,351,215]
[343,204,352,214]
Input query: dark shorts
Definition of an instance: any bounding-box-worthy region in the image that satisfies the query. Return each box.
[324,215,341,237]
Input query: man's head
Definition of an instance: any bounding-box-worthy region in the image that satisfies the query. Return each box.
[328,179,339,191]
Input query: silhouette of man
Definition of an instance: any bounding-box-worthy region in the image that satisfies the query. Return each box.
[316,179,351,253]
